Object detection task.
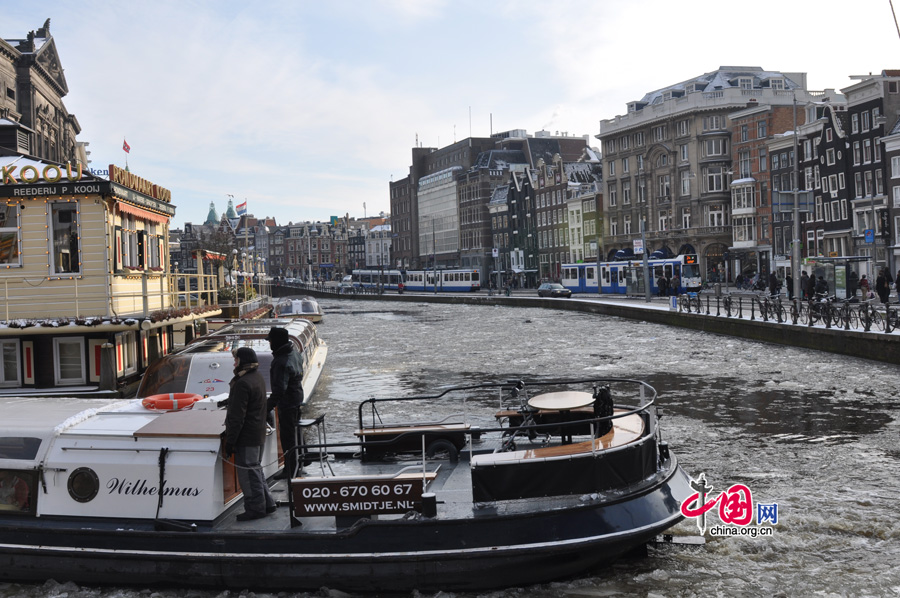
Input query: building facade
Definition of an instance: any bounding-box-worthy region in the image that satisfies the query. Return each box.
[599,66,814,282]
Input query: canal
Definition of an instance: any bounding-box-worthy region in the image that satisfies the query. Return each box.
[4,299,899,597]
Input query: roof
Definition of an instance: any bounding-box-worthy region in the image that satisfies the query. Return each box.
[637,66,804,106]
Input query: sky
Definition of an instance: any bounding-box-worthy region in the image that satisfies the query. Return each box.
[6,0,900,229]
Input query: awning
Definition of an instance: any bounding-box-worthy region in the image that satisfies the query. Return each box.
[117,202,170,224]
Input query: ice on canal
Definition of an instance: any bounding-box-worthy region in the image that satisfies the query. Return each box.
[4,299,900,598]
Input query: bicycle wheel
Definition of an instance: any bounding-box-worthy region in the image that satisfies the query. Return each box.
[871,310,885,331]
[775,304,787,321]
[692,296,702,312]
[848,308,859,329]
[680,296,690,312]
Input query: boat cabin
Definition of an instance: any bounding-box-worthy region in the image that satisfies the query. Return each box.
[137,318,327,401]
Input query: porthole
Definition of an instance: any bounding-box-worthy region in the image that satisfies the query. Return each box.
[67,467,100,503]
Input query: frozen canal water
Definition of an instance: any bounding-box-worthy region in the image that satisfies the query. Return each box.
[4,299,900,597]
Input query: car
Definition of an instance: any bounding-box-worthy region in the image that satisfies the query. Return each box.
[537,283,572,298]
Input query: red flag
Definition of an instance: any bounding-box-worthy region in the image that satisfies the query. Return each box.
[123,139,131,153]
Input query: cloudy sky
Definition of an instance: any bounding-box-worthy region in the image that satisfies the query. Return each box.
[6,1,900,228]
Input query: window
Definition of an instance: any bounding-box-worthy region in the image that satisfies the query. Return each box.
[738,77,753,89]
[738,150,751,178]
[658,174,671,198]
[653,125,667,141]
[117,331,137,375]
[863,139,872,163]
[656,153,669,167]
[862,111,871,131]
[741,125,749,142]
[677,120,689,136]
[658,210,668,231]
[732,185,755,210]
[705,139,727,156]
[826,128,833,142]
[865,171,874,196]
[826,148,835,166]
[708,204,725,227]
[622,157,629,173]
[757,120,767,139]
[607,161,615,177]
[875,137,882,162]
[705,166,725,192]
[638,178,647,203]
[49,202,80,275]
[680,144,689,162]
[733,217,756,242]
[610,219,618,236]
[828,175,838,198]
[0,340,20,386]
[876,169,883,195]
[0,204,20,267]
[852,113,859,134]
[634,131,645,146]
[623,180,631,204]
[759,148,768,172]
[703,116,724,131]
[772,153,780,170]
[855,172,863,198]
[54,337,85,385]
[680,170,691,196]
[623,215,632,235]
[608,184,617,206]
[853,142,861,165]
[682,207,691,229]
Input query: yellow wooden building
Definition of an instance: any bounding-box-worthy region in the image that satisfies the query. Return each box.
[0,156,219,396]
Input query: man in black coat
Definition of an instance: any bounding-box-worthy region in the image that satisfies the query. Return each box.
[225,347,276,521]
[266,327,305,479]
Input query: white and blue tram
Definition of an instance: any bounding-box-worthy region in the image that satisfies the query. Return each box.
[560,263,599,294]
[403,269,481,292]
[352,269,404,290]
[598,254,701,295]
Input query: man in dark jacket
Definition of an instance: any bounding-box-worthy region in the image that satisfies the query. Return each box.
[266,327,305,479]
[225,347,276,521]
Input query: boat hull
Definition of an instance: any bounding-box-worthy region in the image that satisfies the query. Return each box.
[0,458,691,592]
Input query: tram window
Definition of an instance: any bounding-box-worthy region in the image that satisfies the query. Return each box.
[603,269,609,282]
[472,272,479,281]
[619,270,625,282]
[586,268,595,280]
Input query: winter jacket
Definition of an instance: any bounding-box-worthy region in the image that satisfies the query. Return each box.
[267,342,305,411]
[224,366,268,447]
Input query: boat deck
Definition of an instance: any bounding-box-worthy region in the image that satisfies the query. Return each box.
[223,412,648,533]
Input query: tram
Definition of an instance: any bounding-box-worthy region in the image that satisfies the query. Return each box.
[560,263,599,294]
[404,268,481,292]
[352,269,404,290]
[599,254,701,295]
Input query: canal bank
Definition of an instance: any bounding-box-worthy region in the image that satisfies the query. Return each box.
[276,286,900,365]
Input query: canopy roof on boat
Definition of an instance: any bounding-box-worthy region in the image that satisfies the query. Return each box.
[0,397,132,467]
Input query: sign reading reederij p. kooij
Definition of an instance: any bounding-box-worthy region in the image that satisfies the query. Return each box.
[2,162,171,203]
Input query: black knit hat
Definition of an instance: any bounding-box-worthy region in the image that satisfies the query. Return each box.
[266,326,290,347]
[233,346,258,367]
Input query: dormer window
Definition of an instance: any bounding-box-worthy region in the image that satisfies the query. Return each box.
[769,78,785,90]
[738,77,753,90]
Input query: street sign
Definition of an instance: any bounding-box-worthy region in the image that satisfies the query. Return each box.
[773,190,813,213]
[865,229,875,243]
[633,239,644,254]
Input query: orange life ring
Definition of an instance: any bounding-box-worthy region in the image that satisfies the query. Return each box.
[142,393,202,411]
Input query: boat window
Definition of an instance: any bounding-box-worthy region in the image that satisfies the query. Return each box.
[0,437,41,460]
[0,469,35,514]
